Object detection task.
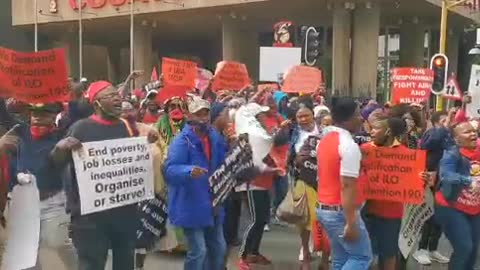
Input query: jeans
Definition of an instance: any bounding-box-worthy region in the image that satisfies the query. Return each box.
[239,190,270,259]
[70,205,138,270]
[27,192,77,270]
[183,217,226,270]
[316,208,372,270]
[435,205,480,270]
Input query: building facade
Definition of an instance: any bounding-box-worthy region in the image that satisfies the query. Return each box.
[10,0,480,99]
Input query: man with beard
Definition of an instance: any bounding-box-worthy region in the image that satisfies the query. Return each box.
[52,81,155,270]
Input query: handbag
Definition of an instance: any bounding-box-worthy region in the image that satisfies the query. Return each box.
[276,181,309,226]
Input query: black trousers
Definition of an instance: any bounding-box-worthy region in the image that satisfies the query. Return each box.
[71,206,138,270]
[418,216,442,251]
[239,189,270,259]
[223,191,242,246]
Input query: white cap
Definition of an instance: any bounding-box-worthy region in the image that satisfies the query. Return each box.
[244,102,270,116]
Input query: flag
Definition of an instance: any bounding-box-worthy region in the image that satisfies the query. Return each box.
[151,67,158,81]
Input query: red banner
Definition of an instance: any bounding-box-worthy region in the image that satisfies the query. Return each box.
[0,47,70,104]
[391,68,434,104]
[282,66,323,93]
[212,61,250,92]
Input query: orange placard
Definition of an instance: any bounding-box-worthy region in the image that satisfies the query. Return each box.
[211,61,250,92]
[162,57,197,88]
[258,83,278,92]
[391,68,433,104]
[282,65,323,93]
[0,47,69,104]
[361,146,426,204]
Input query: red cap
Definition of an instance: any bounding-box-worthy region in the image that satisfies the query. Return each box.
[86,81,112,103]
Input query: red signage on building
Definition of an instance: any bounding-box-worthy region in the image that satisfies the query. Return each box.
[391,68,434,104]
[69,0,162,10]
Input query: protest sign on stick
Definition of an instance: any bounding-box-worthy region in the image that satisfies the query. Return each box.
[362,146,426,204]
[282,65,323,93]
[398,188,434,258]
[162,57,197,88]
[212,61,250,92]
[209,135,254,207]
[0,47,69,104]
[391,68,434,104]
[72,137,155,215]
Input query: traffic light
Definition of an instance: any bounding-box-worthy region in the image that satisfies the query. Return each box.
[301,26,320,66]
[430,53,448,95]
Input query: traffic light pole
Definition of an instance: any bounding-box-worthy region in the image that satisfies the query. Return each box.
[436,0,469,111]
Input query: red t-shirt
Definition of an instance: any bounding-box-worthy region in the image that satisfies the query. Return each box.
[200,135,211,161]
[436,148,480,215]
[317,127,365,205]
[362,142,404,219]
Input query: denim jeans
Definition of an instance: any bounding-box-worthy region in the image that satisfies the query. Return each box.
[435,205,480,270]
[71,205,138,270]
[183,216,226,270]
[316,208,372,270]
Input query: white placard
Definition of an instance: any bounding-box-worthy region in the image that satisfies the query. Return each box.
[398,188,434,258]
[2,181,40,270]
[466,64,480,118]
[72,137,155,215]
[259,47,301,82]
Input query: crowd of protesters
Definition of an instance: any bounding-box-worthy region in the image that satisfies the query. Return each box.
[0,60,479,270]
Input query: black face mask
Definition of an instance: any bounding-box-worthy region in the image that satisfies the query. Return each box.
[187,120,210,134]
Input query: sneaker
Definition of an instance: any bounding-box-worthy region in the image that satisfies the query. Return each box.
[246,254,272,265]
[429,251,450,264]
[237,259,251,270]
[264,224,271,232]
[413,249,432,265]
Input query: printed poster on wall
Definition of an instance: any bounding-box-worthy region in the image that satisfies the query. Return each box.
[391,68,434,104]
[259,47,301,82]
[0,47,70,104]
[466,64,480,118]
[72,137,155,215]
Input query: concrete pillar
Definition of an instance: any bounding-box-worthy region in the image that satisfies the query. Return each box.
[399,20,426,67]
[133,23,153,88]
[107,47,121,84]
[54,36,80,79]
[447,29,460,75]
[222,19,259,81]
[332,3,352,96]
[351,3,380,98]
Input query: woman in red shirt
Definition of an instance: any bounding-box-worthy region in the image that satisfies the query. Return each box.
[435,121,480,270]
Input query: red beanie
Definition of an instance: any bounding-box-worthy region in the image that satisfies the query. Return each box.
[86,81,112,103]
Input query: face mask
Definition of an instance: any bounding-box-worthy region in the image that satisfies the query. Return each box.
[169,109,184,121]
[187,120,209,134]
[30,125,54,140]
[95,101,119,119]
[405,119,415,131]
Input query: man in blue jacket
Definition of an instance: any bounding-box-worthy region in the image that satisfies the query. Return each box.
[164,95,228,270]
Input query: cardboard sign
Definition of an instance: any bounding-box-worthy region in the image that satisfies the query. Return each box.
[209,135,254,207]
[398,188,434,258]
[195,68,213,92]
[259,47,301,81]
[212,61,250,92]
[72,137,155,215]
[466,64,480,118]
[391,68,434,104]
[443,76,463,100]
[162,57,197,88]
[136,195,168,248]
[0,47,69,104]
[282,65,323,93]
[362,146,426,204]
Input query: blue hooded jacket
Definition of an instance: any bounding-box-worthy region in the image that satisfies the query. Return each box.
[163,124,228,228]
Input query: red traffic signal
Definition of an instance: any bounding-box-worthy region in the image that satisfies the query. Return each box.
[430,53,448,95]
